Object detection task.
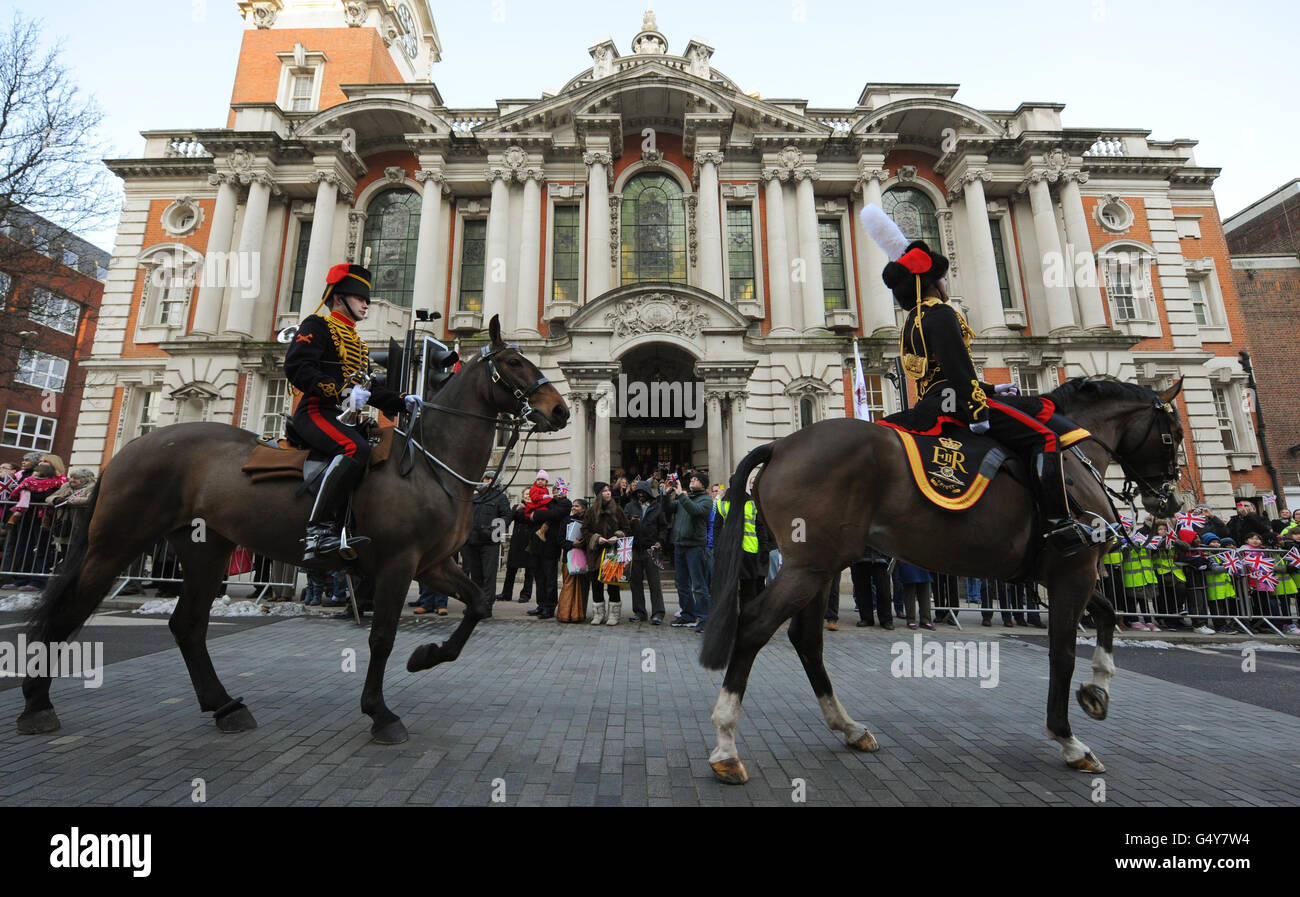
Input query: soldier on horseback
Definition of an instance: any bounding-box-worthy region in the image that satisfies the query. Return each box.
[284,263,421,561]
[861,205,1094,556]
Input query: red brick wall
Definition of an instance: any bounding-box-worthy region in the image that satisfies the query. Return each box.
[226,27,403,126]
[1230,263,1300,485]
[0,242,105,467]
[1226,191,1300,256]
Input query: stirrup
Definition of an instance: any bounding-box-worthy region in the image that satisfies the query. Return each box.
[1044,519,1092,557]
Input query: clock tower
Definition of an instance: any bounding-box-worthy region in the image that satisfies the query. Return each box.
[228,1,441,125]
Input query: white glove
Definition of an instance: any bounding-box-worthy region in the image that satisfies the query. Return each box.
[344,386,370,411]
[403,394,421,413]
[994,383,1019,396]
[970,419,991,435]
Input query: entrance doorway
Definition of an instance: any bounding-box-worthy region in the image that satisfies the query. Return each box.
[613,343,703,481]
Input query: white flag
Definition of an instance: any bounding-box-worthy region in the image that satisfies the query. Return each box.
[852,341,872,421]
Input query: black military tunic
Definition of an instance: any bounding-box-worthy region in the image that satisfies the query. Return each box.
[283,310,402,459]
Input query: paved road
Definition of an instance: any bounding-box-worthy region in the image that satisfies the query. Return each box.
[1,609,1298,806]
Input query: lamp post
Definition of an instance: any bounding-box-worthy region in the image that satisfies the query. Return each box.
[1239,350,1284,510]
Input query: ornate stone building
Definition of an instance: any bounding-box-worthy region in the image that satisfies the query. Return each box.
[72,2,1267,511]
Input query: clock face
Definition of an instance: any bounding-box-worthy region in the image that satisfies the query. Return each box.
[398,6,418,59]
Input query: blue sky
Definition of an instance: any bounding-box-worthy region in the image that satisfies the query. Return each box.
[7,0,1295,250]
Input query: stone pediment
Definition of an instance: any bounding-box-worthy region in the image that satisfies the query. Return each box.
[565,284,749,344]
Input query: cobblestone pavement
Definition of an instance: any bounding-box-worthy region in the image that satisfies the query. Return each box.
[1,615,1297,806]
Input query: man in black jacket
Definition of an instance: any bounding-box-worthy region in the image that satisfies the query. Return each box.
[1228,500,1276,547]
[464,474,512,618]
[624,481,668,623]
[528,483,571,619]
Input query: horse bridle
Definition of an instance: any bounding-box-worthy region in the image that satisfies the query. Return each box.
[1086,397,1182,507]
[397,343,552,499]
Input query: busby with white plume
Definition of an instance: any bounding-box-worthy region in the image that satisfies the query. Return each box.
[859,203,950,310]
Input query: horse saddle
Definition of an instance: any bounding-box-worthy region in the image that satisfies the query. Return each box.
[241,425,397,484]
[879,421,1023,512]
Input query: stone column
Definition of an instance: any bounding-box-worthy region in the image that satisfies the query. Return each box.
[695,149,725,297]
[514,169,545,337]
[706,391,725,482]
[1026,174,1076,333]
[301,170,342,313]
[794,167,826,331]
[482,169,511,326]
[1059,172,1108,330]
[569,393,587,493]
[192,172,238,335]
[958,171,1007,334]
[729,392,747,475]
[413,168,448,314]
[592,384,611,489]
[763,170,795,335]
[225,172,276,337]
[852,166,895,334]
[584,150,613,300]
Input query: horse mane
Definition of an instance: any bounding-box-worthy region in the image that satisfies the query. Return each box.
[1046,377,1159,414]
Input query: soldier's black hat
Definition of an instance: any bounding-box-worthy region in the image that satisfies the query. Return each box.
[323,263,372,305]
[881,241,950,310]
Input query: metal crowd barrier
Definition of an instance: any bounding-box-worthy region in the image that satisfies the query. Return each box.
[1,498,300,602]
[821,548,1300,638]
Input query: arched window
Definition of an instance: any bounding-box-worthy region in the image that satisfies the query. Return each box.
[620,173,687,285]
[361,188,421,307]
[883,187,941,247]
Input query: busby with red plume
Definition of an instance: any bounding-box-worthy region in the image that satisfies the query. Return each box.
[860,204,950,310]
[322,263,372,306]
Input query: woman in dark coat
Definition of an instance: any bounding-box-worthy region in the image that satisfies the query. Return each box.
[584,482,629,626]
[501,494,535,604]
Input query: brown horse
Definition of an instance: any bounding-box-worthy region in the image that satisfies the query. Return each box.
[17,316,567,744]
[700,378,1184,784]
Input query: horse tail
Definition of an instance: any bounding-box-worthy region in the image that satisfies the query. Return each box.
[27,482,100,642]
[699,442,773,671]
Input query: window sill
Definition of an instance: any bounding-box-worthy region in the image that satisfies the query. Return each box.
[825,309,856,332]
[1227,451,1260,472]
[1194,325,1233,344]
[545,301,579,323]
[450,310,482,333]
[1112,319,1162,339]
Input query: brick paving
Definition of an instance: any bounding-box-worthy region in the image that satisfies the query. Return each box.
[1,615,1298,806]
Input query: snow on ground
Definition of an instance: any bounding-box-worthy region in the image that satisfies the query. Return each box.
[1077,636,1177,650]
[0,594,40,612]
[132,595,310,617]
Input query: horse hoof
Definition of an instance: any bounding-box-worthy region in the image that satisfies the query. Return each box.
[371,719,409,745]
[1077,684,1110,721]
[1066,751,1106,774]
[847,730,881,753]
[15,708,60,735]
[406,643,441,673]
[710,757,748,785]
[215,705,258,733]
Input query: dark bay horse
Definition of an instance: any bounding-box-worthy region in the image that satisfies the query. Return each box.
[700,378,1184,784]
[17,315,567,744]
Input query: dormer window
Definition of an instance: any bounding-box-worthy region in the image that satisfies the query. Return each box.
[277,44,327,113]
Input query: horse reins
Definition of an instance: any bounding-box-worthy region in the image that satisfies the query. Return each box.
[395,343,550,501]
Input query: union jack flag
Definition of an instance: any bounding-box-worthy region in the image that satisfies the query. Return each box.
[1174,511,1207,530]
[1243,550,1274,577]
[1216,550,1243,575]
[1119,515,1135,532]
[555,477,569,495]
[1128,533,1153,549]
[615,536,634,563]
[1285,547,1300,569]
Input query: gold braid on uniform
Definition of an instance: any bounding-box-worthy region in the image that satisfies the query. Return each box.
[951,306,989,418]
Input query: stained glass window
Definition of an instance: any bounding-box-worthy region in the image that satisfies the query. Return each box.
[621,173,687,285]
[361,188,421,307]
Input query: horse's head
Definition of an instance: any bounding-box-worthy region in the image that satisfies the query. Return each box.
[474,315,569,431]
[1115,379,1185,517]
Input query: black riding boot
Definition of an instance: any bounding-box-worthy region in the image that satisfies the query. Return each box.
[1033,452,1092,558]
[303,454,369,562]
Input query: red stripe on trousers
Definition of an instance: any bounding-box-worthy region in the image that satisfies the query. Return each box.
[988,398,1058,452]
[306,399,358,457]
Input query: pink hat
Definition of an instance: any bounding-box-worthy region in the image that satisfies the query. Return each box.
[535,470,549,482]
